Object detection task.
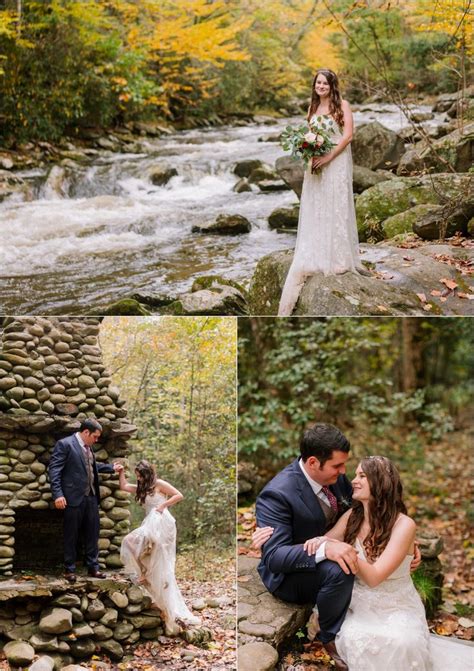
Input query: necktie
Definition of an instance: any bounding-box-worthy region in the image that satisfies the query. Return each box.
[321,486,338,512]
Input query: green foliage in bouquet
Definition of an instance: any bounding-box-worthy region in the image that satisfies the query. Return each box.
[281,116,337,166]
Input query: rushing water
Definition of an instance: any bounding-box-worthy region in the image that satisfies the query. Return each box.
[0,104,446,314]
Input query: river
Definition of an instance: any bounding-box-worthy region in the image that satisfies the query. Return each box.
[0,104,446,314]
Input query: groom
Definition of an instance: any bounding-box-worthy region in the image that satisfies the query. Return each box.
[256,423,357,670]
[48,418,121,583]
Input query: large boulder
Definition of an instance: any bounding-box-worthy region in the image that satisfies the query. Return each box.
[4,640,35,667]
[192,214,251,235]
[352,122,405,170]
[397,121,474,175]
[432,84,474,113]
[275,156,305,198]
[248,244,474,316]
[268,205,299,230]
[166,277,248,316]
[352,165,392,193]
[382,204,440,239]
[355,173,472,241]
[413,202,473,240]
[234,159,265,178]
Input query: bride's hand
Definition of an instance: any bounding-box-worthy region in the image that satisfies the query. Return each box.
[251,526,274,550]
[312,154,332,171]
[155,504,166,514]
[303,536,329,556]
[409,541,422,572]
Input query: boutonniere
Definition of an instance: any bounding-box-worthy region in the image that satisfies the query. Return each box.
[337,497,352,514]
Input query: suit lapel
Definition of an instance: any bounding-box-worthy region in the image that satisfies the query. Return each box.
[290,459,325,521]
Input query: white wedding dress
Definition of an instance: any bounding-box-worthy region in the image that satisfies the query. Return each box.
[120,491,200,635]
[335,538,473,670]
[278,114,363,316]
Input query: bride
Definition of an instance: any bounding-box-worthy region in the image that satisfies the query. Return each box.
[253,456,472,670]
[116,460,200,635]
[278,69,366,316]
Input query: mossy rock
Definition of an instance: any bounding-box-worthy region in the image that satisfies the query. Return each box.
[356,173,472,242]
[268,205,300,230]
[101,299,151,316]
[191,275,247,296]
[382,204,440,239]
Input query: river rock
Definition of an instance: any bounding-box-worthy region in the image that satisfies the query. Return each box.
[168,284,248,316]
[98,638,124,660]
[275,156,304,198]
[192,214,251,235]
[355,173,472,241]
[4,640,35,666]
[28,655,55,671]
[352,165,391,193]
[249,244,474,316]
[413,202,473,240]
[102,299,151,316]
[268,205,299,230]
[234,159,265,178]
[149,165,178,186]
[233,178,252,193]
[397,121,474,174]
[257,179,289,192]
[248,165,280,184]
[409,112,435,123]
[382,204,440,239]
[352,121,405,170]
[39,608,73,634]
[238,642,279,671]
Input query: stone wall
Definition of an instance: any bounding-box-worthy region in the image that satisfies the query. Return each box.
[0,576,164,667]
[0,316,136,575]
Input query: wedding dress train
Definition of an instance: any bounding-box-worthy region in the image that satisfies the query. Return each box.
[278,114,363,316]
[120,492,200,635]
[335,539,473,670]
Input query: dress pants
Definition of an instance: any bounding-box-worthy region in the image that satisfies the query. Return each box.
[273,559,354,643]
[63,494,100,572]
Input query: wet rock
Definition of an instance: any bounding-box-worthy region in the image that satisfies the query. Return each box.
[352,121,405,170]
[4,640,35,666]
[192,214,251,235]
[149,165,178,186]
[233,178,253,193]
[238,642,279,671]
[409,112,435,123]
[397,122,474,174]
[248,165,280,184]
[268,205,299,230]
[101,299,151,316]
[257,179,289,192]
[234,159,265,178]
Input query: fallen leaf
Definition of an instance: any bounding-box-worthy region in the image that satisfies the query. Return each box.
[403,256,414,261]
[458,617,474,628]
[423,303,433,311]
[416,293,427,303]
[376,305,389,312]
[440,278,458,291]
[430,290,442,297]
[458,293,474,300]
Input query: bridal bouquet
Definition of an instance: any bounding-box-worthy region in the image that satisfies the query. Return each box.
[280,116,336,167]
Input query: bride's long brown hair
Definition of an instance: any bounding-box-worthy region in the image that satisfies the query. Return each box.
[135,460,157,505]
[307,68,344,129]
[344,456,407,561]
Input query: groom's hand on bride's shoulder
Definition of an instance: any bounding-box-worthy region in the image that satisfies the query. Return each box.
[325,541,359,575]
[410,541,422,572]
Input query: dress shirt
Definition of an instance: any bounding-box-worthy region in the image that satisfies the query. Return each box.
[298,458,329,563]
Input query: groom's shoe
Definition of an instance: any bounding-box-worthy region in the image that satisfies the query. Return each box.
[323,641,348,671]
[88,569,106,579]
[64,571,76,584]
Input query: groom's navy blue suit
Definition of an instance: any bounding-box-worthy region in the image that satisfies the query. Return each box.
[49,433,114,573]
[256,458,354,643]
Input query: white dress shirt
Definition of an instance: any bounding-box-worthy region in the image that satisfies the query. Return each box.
[298,458,329,563]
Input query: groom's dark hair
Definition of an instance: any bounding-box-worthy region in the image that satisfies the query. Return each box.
[300,423,350,466]
[79,418,102,434]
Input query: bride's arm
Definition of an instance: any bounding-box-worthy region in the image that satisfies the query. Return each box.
[115,464,137,493]
[303,509,352,555]
[155,479,183,513]
[357,515,416,588]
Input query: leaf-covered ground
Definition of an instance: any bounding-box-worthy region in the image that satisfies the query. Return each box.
[0,549,236,671]
[238,428,473,669]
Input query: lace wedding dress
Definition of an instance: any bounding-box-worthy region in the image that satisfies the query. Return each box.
[335,539,473,670]
[278,114,363,316]
[120,491,201,635]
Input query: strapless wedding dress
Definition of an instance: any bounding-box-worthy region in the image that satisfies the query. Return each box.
[335,539,473,670]
[120,492,200,634]
[278,114,363,316]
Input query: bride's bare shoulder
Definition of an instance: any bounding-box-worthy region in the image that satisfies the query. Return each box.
[395,513,416,533]
[341,99,352,110]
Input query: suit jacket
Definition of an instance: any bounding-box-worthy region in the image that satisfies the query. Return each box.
[256,458,352,593]
[48,433,114,507]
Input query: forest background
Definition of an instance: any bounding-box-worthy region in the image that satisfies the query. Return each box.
[238,317,473,666]
[0,0,471,144]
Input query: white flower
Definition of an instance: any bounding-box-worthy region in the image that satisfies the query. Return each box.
[316,134,324,144]
[304,131,317,142]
